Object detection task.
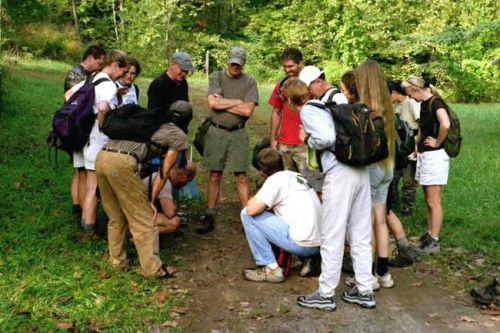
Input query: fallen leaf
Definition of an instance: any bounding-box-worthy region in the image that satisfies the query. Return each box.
[411,282,422,287]
[460,315,475,323]
[14,182,21,189]
[98,271,112,279]
[162,320,178,328]
[56,321,74,330]
[240,301,250,308]
[172,307,189,315]
[94,296,104,305]
[427,312,439,318]
[73,271,82,280]
[156,291,166,303]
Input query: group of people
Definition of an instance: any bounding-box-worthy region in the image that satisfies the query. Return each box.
[63,45,453,308]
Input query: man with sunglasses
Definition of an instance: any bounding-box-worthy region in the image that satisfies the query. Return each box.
[147,51,196,114]
[197,46,259,234]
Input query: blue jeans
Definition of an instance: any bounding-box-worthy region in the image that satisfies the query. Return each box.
[240,209,319,266]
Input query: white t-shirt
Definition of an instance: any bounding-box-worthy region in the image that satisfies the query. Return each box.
[71,72,117,147]
[321,86,348,105]
[255,170,322,247]
[395,96,420,130]
[142,172,173,199]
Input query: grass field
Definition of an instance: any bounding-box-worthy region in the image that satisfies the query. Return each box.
[0,57,499,331]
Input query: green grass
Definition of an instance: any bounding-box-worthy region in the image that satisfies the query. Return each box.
[0,60,185,332]
[0,57,499,331]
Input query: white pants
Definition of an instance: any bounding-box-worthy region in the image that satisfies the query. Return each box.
[319,165,373,296]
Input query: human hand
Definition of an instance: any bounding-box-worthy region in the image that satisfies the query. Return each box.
[117,87,129,96]
[270,138,278,149]
[299,125,309,143]
[150,202,158,222]
[424,136,440,148]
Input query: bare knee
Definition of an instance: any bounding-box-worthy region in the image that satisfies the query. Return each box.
[234,172,248,184]
[209,171,223,183]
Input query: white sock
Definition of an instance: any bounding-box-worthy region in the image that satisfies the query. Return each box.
[267,263,278,270]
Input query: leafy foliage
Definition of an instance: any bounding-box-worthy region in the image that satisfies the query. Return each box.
[1,0,499,101]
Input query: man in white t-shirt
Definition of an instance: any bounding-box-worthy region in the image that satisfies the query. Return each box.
[240,148,321,283]
[142,163,196,234]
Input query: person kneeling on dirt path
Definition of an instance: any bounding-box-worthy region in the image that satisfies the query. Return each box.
[95,108,190,279]
[142,162,197,235]
[240,148,321,283]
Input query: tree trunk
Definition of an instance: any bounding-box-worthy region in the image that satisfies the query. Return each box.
[70,0,81,41]
[111,0,119,42]
[118,0,125,40]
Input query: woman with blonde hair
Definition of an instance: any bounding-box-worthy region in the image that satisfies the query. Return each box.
[282,77,375,311]
[355,59,396,289]
[401,76,451,255]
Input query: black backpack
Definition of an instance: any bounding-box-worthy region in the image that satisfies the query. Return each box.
[101,104,169,142]
[48,76,110,155]
[308,102,388,166]
[395,114,415,170]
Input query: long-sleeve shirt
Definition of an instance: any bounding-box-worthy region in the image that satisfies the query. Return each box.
[300,101,340,173]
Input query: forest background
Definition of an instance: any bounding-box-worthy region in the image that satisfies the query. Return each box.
[1,0,499,103]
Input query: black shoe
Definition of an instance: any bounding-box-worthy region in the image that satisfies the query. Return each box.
[470,276,500,306]
[196,214,215,234]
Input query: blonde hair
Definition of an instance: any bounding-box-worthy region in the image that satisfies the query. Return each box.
[401,76,440,96]
[102,49,128,68]
[281,77,310,109]
[355,60,396,169]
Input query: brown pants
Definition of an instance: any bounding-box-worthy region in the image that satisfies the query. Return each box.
[95,150,162,277]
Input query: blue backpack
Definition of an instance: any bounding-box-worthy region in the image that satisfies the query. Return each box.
[48,77,110,155]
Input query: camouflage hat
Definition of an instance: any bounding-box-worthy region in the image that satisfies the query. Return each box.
[227,46,246,66]
[171,51,196,71]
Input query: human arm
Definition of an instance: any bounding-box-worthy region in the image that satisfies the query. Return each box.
[423,108,450,148]
[160,197,177,219]
[96,100,111,126]
[269,108,281,148]
[150,149,178,204]
[300,104,336,150]
[245,196,267,216]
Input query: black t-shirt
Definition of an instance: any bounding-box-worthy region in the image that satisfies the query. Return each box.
[418,96,448,152]
[147,72,189,112]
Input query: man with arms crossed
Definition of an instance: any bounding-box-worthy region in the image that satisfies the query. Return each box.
[197,46,259,234]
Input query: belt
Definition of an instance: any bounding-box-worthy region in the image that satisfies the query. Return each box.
[210,120,245,132]
[102,147,137,160]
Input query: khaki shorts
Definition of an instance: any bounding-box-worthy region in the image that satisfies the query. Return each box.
[203,125,249,173]
[277,143,307,174]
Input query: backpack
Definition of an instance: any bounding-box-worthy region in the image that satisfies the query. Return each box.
[395,113,415,170]
[307,102,388,166]
[430,96,462,158]
[101,104,169,142]
[48,77,110,154]
[193,117,212,156]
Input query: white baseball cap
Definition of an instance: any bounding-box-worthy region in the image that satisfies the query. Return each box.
[299,66,324,87]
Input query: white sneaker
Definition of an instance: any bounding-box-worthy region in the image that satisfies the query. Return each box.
[345,276,380,291]
[376,273,395,288]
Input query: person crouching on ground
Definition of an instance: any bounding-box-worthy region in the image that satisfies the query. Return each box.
[240,148,321,283]
[142,162,197,235]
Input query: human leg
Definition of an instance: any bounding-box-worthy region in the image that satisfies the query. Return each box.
[401,162,417,215]
[277,144,294,171]
[82,170,98,231]
[196,170,222,234]
[423,185,443,239]
[234,172,249,208]
[96,153,128,268]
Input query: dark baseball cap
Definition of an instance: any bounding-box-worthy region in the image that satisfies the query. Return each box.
[169,100,193,133]
[171,51,196,71]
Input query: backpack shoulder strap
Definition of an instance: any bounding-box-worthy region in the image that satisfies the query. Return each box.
[134,83,140,101]
[325,87,341,104]
[93,77,111,86]
[278,76,289,94]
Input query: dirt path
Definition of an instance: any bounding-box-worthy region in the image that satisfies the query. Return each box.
[167,86,497,333]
